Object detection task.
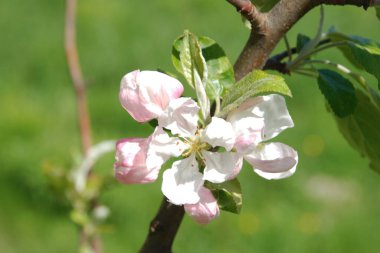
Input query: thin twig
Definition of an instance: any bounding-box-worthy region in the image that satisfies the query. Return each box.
[284,35,293,62]
[64,0,101,252]
[263,39,331,73]
[65,0,92,156]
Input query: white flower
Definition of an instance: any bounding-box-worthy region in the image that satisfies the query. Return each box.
[115,70,298,224]
[156,98,243,205]
[227,94,298,180]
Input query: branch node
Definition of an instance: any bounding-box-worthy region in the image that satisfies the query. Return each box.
[227,0,267,35]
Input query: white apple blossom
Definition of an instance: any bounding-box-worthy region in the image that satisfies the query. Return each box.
[115,70,298,223]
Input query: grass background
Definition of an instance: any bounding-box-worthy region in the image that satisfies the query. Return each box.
[1,1,380,252]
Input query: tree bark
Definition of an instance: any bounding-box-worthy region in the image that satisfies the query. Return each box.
[139,198,185,253]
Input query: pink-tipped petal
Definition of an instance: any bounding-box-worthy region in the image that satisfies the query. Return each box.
[244,142,298,180]
[114,138,159,184]
[120,70,184,122]
[184,187,220,224]
[227,103,265,154]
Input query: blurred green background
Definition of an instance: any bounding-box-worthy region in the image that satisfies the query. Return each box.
[1,1,380,252]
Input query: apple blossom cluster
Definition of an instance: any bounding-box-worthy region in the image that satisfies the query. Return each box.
[114,70,298,224]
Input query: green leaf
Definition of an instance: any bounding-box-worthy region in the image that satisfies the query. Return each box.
[376,7,380,21]
[369,87,380,108]
[317,69,357,118]
[327,31,380,70]
[251,0,280,12]
[207,179,243,214]
[287,7,324,71]
[296,34,311,53]
[198,36,235,99]
[172,31,210,120]
[333,90,380,173]
[348,43,380,89]
[217,70,292,118]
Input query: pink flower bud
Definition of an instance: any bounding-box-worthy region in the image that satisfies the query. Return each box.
[119,70,184,122]
[114,138,159,184]
[184,187,220,224]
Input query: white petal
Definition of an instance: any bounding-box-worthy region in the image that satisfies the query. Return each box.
[244,142,298,180]
[254,95,294,141]
[158,97,199,137]
[202,151,243,183]
[162,155,204,205]
[202,117,235,151]
[227,108,264,154]
[146,127,188,171]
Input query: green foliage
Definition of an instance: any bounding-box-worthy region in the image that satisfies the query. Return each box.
[317,69,357,118]
[198,36,235,99]
[348,43,380,89]
[172,31,207,88]
[333,90,380,172]
[327,31,380,83]
[172,31,210,120]
[207,178,242,214]
[376,7,380,21]
[296,34,311,53]
[218,70,292,118]
[172,31,235,118]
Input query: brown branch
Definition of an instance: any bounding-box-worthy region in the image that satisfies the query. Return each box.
[226,0,267,33]
[64,0,100,252]
[230,0,375,81]
[139,198,185,253]
[65,0,92,155]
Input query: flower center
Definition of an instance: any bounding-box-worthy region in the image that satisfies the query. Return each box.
[182,130,210,157]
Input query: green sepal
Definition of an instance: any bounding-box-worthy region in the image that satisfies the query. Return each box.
[148,119,158,128]
[206,178,243,214]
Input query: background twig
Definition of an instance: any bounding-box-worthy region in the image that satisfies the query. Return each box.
[64,0,101,252]
[65,0,92,156]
